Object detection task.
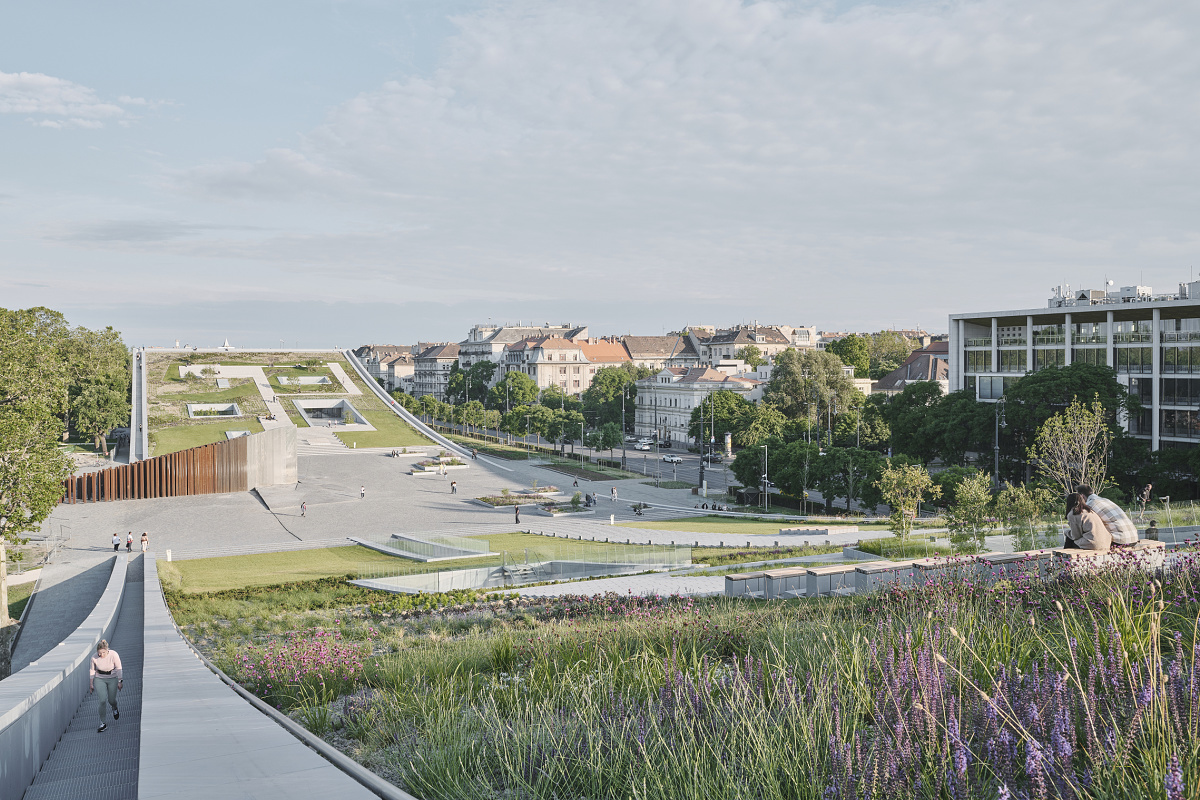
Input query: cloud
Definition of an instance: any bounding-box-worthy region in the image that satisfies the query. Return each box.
[0,71,160,128]
[46,219,262,243]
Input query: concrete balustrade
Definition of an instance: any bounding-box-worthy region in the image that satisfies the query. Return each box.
[0,555,126,800]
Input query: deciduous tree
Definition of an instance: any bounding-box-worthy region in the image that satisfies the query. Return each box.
[1028,397,1112,496]
[877,461,941,545]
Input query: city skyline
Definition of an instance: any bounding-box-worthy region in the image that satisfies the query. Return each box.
[3,0,1197,347]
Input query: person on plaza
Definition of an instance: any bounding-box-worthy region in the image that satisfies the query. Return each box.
[450,480,457,494]
[360,485,366,499]
[301,501,307,517]
[573,479,579,487]
[1065,492,1112,551]
[90,639,123,733]
[112,533,122,552]
[140,532,149,553]
[611,487,617,503]
[472,448,478,460]
[514,505,521,525]
[1138,483,1153,516]
[1077,485,1139,546]
[125,532,133,552]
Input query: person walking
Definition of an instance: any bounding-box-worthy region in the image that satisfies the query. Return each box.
[450,480,458,494]
[300,501,307,517]
[1078,485,1139,546]
[140,532,149,553]
[90,639,123,733]
[125,532,133,553]
[112,533,122,552]
[610,487,617,503]
[514,505,521,525]
[360,485,366,500]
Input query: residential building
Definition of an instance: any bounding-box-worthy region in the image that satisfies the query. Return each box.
[384,352,416,394]
[621,335,701,371]
[949,281,1200,450]
[689,325,792,364]
[871,342,950,396]
[777,325,819,350]
[458,323,588,381]
[633,367,763,445]
[502,336,631,394]
[413,343,459,401]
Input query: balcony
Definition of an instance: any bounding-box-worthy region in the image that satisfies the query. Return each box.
[1163,331,1200,342]
[1032,334,1066,346]
[997,338,1027,347]
[1073,333,1106,344]
[1114,332,1152,343]
[964,338,992,348]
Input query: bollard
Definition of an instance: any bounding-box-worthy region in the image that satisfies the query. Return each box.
[775,540,779,547]
[747,541,750,548]
[610,514,615,525]
[720,541,724,547]
[166,549,172,562]
[354,442,357,448]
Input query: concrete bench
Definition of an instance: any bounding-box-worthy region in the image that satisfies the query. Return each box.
[806,564,859,597]
[854,560,917,594]
[977,550,1053,582]
[1052,539,1167,574]
[910,556,986,585]
[763,567,808,600]
[724,571,767,599]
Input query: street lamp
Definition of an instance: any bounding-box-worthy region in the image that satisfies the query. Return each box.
[993,397,1006,489]
[761,444,769,512]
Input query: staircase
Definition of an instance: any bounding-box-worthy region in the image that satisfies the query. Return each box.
[23,555,144,800]
[296,427,350,455]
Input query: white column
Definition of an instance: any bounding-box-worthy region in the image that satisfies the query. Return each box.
[949,317,960,391]
[1063,313,1072,366]
[990,317,998,373]
[1152,308,1161,451]
[1026,315,1034,374]
[1106,311,1115,367]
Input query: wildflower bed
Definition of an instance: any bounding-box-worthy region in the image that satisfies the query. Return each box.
[171,551,1200,800]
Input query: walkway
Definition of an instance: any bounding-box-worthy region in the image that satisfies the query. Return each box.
[12,555,116,673]
[23,555,144,800]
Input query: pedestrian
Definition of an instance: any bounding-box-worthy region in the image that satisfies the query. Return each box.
[515,505,521,525]
[573,479,579,487]
[140,532,148,553]
[360,485,366,500]
[472,448,478,461]
[90,639,123,733]
[611,487,617,503]
[451,481,458,494]
[112,533,122,552]
[125,532,133,552]
[301,501,307,517]
[1077,484,1139,546]
[1065,492,1111,551]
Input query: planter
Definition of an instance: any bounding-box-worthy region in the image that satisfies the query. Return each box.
[531,507,596,517]
[411,465,470,476]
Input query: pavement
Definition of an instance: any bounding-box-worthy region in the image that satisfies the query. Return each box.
[11,555,117,673]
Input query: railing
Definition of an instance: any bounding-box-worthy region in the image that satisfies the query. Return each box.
[1114,332,1153,343]
[1032,335,1066,345]
[1163,332,1200,342]
[997,338,1027,347]
[964,338,992,348]
[1073,333,1107,344]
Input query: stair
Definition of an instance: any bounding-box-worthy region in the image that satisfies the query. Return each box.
[23,555,144,800]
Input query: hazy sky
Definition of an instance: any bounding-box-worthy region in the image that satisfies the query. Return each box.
[2,0,1197,348]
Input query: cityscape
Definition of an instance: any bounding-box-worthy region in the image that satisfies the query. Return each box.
[1,2,1197,799]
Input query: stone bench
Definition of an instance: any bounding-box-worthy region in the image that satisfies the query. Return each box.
[806,564,859,597]
[854,560,918,593]
[910,555,992,585]
[977,550,1053,582]
[763,567,808,600]
[724,571,767,599]
[1052,539,1167,573]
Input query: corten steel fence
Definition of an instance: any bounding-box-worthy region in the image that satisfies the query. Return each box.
[61,436,249,503]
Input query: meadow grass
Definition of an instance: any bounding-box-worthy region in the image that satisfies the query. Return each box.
[149,419,265,455]
[334,388,430,448]
[619,515,880,535]
[7,582,33,620]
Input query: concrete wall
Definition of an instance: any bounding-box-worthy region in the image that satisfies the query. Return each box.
[0,556,126,798]
[245,425,298,490]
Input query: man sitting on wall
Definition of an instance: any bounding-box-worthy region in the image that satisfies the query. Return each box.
[1076,484,1139,547]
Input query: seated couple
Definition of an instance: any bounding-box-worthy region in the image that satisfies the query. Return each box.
[1064,484,1139,551]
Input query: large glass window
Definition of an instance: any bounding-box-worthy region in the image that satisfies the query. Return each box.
[1113,319,1153,343]
[1072,321,1107,344]
[1129,408,1152,435]
[998,349,1027,373]
[1161,409,1200,439]
[977,376,1005,400]
[1129,377,1153,406]
[964,376,977,394]
[1035,349,1065,371]
[1162,318,1200,342]
[1162,346,1200,374]
[1071,347,1106,367]
[965,350,990,374]
[1032,323,1065,345]
[1161,378,1200,407]
[1115,347,1152,373]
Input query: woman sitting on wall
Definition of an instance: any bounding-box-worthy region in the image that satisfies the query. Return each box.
[1065,492,1112,551]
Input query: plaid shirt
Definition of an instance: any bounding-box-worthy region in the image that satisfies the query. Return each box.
[1086,494,1139,545]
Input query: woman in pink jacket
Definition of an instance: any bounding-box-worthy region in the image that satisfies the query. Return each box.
[90,638,123,733]
[1065,492,1112,551]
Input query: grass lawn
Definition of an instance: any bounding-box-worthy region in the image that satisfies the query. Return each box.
[641,480,696,489]
[445,434,532,460]
[174,381,262,404]
[150,419,265,456]
[332,388,430,449]
[7,581,33,620]
[161,545,413,593]
[854,536,954,559]
[619,515,841,536]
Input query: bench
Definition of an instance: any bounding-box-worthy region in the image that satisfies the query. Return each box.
[763,567,808,600]
[1052,539,1166,573]
[977,550,1053,582]
[724,571,767,599]
[854,560,917,594]
[806,565,858,597]
[910,556,988,585]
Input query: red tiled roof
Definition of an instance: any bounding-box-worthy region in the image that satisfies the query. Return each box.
[580,341,631,363]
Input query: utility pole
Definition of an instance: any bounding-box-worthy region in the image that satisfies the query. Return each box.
[621,383,628,469]
[761,444,769,512]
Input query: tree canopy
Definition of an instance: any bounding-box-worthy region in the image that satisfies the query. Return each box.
[826,334,870,379]
[734,345,766,370]
[763,349,859,423]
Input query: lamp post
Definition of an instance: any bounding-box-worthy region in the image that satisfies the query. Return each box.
[761,444,769,512]
[993,397,1006,489]
[620,383,628,469]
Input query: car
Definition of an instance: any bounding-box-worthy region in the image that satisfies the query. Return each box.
[701,453,724,463]
[657,440,670,449]
[637,438,652,445]
[624,435,638,442]
[634,443,652,451]
[662,454,683,463]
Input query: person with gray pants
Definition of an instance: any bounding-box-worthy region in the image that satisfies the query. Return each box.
[90,638,123,733]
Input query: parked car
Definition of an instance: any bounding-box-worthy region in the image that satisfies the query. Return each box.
[662,454,683,463]
[624,435,638,442]
[701,453,724,463]
[657,440,670,449]
[634,443,652,451]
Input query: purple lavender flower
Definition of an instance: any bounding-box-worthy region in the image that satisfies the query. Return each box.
[1166,753,1184,800]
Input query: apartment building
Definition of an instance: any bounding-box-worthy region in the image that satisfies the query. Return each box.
[458,322,588,380]
[949,281,1200,450]
[502,336,632,394]
[633,367,763,445]
[413,343,459,401]
[621,335,701,371]
[689,325,792,364]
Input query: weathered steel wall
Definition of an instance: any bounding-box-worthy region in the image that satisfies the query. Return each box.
[61,427,294,504]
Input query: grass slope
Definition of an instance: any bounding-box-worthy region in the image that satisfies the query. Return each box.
[150,419,265,455]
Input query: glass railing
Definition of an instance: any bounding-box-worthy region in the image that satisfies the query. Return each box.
[1032,335,1066,345]
[1073,334,1107,344]
[964,338,992,348]
[1114,332,1152,343]
[1163,332,1200,342]
[997,338,1027,347]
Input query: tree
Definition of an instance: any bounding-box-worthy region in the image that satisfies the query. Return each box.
[994,482,1058,549]
[734,345,766,370]
[488,370,539,411]
[869,331,917,379]
[445,361,496,405]
[922,390,993,466]
[826,334,870,379]
[585,421,623,454]
[947,470,993,553]
[931,466,982,508]
[526,405,556,449]
[881,381,944,463]
[390,390,421,414]
[1028,397,1112,496]
[1002,363,1135,454]
[581,367,637,429]
[688,390,752,444]
[734,403,787,447]
[501,405,531,438]
[811,447,884,512]
[763,349,859,424]
[538,384,581,413]
[877,461,941,545]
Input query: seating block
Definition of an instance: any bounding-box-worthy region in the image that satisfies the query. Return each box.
[763,566,808,600]
[1053,540,1166,573]
[806,565,857,597]
[724,571,767,599]
[853,560,915,594]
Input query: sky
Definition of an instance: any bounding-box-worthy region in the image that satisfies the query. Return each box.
[2,0,1198,348]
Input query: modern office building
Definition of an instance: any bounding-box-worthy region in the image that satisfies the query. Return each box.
[949,281,1200,450]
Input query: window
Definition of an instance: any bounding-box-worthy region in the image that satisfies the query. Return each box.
[1071,348,1106,367]
[999,349,1026,373]
[1114,320,1152,343]
[573,380,580,388]
[1116,347,1152,373]
[977,376,1005,400]
[560,367,567,375]
[1163,346,1200,374]
[1162,378,1200,407]
[1161,409,1200,439]
[1034,349,1064,371]
[965,351,990,374]
[573,367,580,374]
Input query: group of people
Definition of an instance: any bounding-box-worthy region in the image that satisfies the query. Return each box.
[693,502,730,511]
[111,531,149,553]
[1064,485,1140,551]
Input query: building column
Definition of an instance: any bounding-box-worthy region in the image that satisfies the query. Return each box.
[1106,311,1115,367]
[949,318,961,391]
[1025,315,1034,374]
[1063,313,1072,366]
[1152,308,1161,451]
[990,317,998,373]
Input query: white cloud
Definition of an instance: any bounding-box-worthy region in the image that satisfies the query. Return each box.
[0,71,150,128]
